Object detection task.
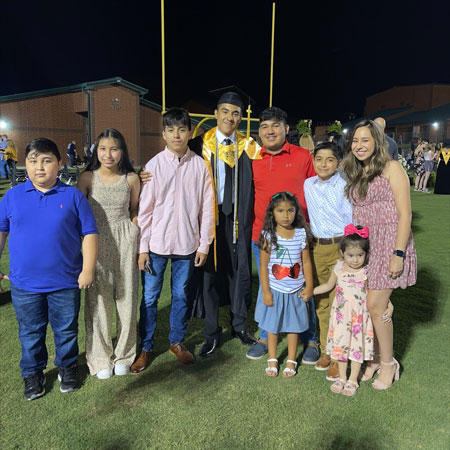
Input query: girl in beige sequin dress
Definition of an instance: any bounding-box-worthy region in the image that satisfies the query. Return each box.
[78,129,140,379]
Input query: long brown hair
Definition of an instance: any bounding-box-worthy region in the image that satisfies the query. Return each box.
[258,192,312,251]
[342,120,390,201]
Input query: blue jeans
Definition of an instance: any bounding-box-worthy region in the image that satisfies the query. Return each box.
[0,159,9,178]
[139,253,195,351]
[252,241,318,343]
[11,283,80,377]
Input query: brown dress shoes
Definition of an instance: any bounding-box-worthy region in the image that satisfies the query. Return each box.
[326,361,339,381]
[130,350,153,374]
[169,343,194,365]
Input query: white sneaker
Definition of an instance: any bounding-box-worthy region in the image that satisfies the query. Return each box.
[96,368,113,379]
[114,365,130,376]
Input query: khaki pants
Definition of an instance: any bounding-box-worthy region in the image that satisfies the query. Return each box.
[311,242,341,354]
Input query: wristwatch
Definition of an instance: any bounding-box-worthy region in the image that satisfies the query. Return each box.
[393,249,406,258]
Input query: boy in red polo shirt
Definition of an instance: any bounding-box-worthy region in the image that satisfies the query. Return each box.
[247,107,318,361]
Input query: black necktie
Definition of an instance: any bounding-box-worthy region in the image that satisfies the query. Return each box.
[222,139,233,216]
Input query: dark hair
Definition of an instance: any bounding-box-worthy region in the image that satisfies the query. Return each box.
[162,107,192,130]
[25,138,61,161]
[342,120,390,201]
[85,128,134,174]
[286,129,300,146]
[2,134,7,139]
[327,133,347,157]
[340,225,370,265]
[259,191,312,251]
[259,107,288,126]
[314,141,342,160]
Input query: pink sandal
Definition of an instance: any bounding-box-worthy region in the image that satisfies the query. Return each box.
[342,380,359,397]
[330,378,346,394]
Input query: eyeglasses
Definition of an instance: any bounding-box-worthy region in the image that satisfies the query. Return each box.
[271,191,294,200]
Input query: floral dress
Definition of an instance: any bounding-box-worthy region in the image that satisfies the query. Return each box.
[326,260,374,363]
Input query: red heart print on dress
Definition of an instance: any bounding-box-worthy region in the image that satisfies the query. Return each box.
[272,264,290,280]
[288,263,300,279]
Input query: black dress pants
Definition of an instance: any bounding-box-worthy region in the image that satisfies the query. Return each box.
[202,209,248,339]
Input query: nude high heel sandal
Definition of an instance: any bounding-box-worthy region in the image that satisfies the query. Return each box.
[372,359,400,390]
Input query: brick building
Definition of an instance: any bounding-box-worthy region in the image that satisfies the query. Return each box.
[0,77,212,165]
[343,84,450,143]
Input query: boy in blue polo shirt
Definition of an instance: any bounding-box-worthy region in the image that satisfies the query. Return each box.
[0,138,98,401]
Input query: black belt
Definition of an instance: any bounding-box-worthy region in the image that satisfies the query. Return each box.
[313,236,344,245]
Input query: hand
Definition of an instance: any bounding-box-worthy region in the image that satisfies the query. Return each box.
[139,168,152,185]
[262,291,273,307]
[388,255,404,279]
[194,251,208,267]
[299,286,313,302]
[381,300,394,323]
[78,270,94,289]
[0,271,9,281]
[138,253,150,272]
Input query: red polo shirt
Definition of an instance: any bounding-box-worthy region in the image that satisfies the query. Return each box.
[252,142,316,241]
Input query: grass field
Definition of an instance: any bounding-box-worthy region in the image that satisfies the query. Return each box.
[0,179,448,450]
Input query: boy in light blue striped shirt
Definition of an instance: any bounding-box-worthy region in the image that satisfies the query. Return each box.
[304,141,352,381]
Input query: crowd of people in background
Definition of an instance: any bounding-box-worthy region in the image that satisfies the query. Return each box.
[2,90,450,403]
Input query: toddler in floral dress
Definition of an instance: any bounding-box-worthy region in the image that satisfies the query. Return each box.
[314,224,380,396]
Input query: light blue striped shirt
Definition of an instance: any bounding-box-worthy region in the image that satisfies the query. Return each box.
[304,173,353,238]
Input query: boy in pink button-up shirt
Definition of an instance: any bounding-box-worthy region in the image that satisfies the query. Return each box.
[132,108,214,371]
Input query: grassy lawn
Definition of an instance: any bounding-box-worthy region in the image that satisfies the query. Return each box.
[0,179,448,450]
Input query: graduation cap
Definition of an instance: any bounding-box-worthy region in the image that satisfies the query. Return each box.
[209,85,256,111]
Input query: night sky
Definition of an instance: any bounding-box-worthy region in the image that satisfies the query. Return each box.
[2,0,450,123]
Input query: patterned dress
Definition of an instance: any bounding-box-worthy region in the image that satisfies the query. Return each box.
[326,260,374,363]
[84,171,139,375]
[352,175,417,290]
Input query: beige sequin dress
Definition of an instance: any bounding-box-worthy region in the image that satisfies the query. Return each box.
[85,171,139,375]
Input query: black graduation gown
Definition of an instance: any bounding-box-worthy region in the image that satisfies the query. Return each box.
[187,133,254,335]
[434,157,450,195]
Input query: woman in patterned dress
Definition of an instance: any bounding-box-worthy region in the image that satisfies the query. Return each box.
[342,120,417,390]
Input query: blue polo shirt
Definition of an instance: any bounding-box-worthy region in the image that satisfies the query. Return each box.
[0,179,98,292]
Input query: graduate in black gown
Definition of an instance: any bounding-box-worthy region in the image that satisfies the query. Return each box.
[434,139,450,195]
[188,92,262,357]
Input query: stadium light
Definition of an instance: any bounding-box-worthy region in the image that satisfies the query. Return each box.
[432,122,439,129]
[343,128,348,134]
[0,120,7,130]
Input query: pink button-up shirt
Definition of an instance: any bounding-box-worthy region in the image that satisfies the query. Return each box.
[138,147,214,256]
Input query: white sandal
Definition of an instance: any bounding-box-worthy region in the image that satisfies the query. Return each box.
[265,358,278,377]
[282,360,298,378]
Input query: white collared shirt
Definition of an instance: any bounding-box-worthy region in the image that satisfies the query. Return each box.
[214,129,236,204]
[304,172,353,238]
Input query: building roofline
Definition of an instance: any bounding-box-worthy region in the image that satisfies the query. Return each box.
[367,83,450,98]
[0,77,148,103]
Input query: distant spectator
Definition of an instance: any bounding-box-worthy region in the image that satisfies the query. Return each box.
[417,143,436,193]
[413,140,427,191]
[5,137,18,186]
[0,135,9,179]
[374,117,398,160]
[67,140,76,167]
[434,139,450,195]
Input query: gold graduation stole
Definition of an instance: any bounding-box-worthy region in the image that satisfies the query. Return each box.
[201,127,262,166]
[441,148,450,165]
[200,127,261,270]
